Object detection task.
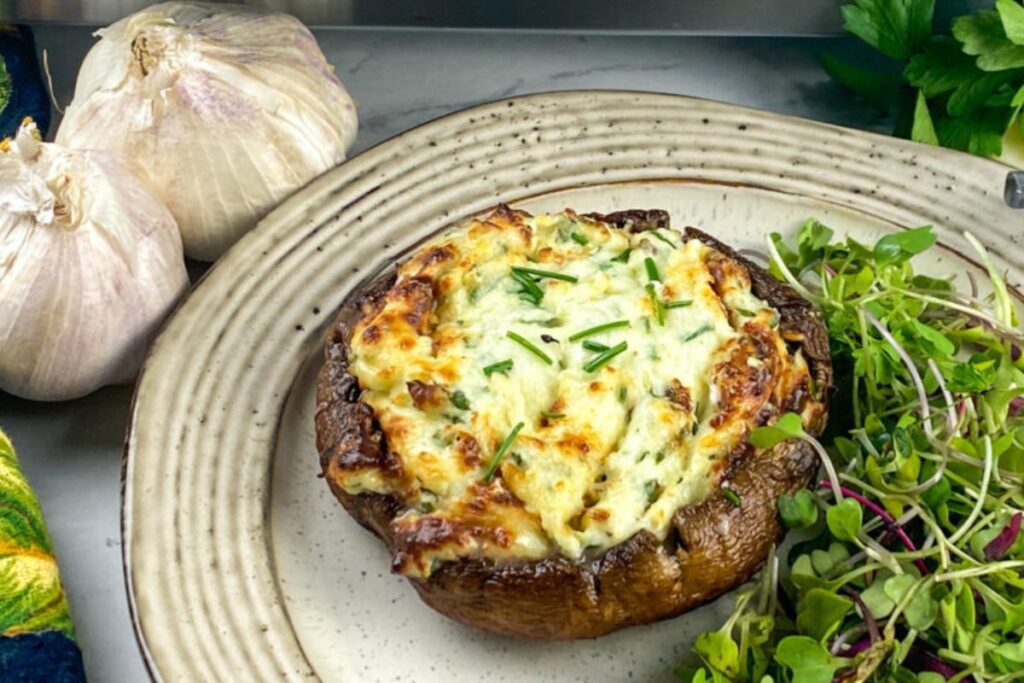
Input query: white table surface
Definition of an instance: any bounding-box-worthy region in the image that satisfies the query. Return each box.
[0,26,882,682]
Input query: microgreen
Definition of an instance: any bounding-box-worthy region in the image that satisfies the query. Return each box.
[676,218,1024,683]
[483,422,524,481]
[583,341,628,373]
[506,331,553,365]
[568,320,630,342]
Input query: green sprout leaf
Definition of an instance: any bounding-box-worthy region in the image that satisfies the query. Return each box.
[779,489,819,529]
[693,630,740,677]
[797,589,854,642]
[775,635,846,683]
[873,226,937,265]
[749,412,806,448]
[827,498,863,542]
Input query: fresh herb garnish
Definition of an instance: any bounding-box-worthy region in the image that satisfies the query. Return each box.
[448,390,470,411]
[721,487,742,507]
[644,256,661,282]
[582,340,610,353]
[678,218,1024,683]
[540,410,565,419]
[583,341,628,373]
[647,283,666,326]
[570,232,589,246]
[506,331,554,365]
[511,266,578,283]
[568,320,631,342]
[611,248,632,263]
[482,359,513,377]
[682,324,713,342]
[483,422,524,481]
[666,299,693,309]
[652,231,678,249]
[510,269,544,305]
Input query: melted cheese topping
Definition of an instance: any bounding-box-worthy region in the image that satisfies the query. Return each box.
[341,208,809,577]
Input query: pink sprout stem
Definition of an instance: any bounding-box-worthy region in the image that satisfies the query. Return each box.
[821,481,930,574]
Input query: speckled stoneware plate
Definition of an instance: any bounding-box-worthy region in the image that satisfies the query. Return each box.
[123,91,1023,683]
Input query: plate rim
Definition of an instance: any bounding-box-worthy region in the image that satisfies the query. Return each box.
[120,89,1020,682]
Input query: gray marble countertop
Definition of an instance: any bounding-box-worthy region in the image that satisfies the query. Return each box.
[0,26,882,682]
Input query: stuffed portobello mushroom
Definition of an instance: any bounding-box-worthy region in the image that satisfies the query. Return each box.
[315,206,831,639]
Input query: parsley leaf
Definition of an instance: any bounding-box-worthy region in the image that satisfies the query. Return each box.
[954,10,1024,71]
[998,0,1024,45]
[841,0,935,60]
[911,90,940,145]
[821,53,902,110]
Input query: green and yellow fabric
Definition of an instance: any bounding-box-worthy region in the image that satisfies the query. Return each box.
[0,429,85,681]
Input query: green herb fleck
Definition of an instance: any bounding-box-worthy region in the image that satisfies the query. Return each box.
[483,422,525,481]
[646,283,665,326]
[582,340,609,353]
[568,320,631,342]
[448,390,470,411]
[510,269,544,305]
[610,248,632,263]
[644,256,661,282]
[570,232,589,246]
[666,299,693,309]
[583,341,628,373]
[722,487,742,507]
[651,231,678,249]
[644,480,663,504]
[655,451,666,464]
[511,266,578,283]
[682,324,714,342]
[506,331,554,365]
[482,359,513,377]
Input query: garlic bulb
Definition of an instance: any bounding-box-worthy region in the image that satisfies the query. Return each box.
[0,122,188,401]
[56,2,359,261]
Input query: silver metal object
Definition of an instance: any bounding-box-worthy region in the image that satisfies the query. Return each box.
[1007,171,1024,209]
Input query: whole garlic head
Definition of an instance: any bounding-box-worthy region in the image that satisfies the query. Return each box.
[56,1,359,261]
[0,122,188,401]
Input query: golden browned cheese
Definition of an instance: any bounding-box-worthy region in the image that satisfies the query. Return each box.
[324,207,819,580]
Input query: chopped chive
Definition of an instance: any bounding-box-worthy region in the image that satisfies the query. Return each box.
[655,451,666,464]
[483,359,513,377]
[568,320,631,342]
[610,248,632,263]
[484,422,525,481]
[583,341,628,373]
[735,307,757,317]
[506,331,554,365]
[512,266,578,283]
[646,283,665,326]
[652,231,678,249]
[722,487,742,507]
[541,410,565,419]
[582,340,610,353]
[618,386,628,402]
[683,324,714,342]
[637,452,649,463]
[570,232,589,246]
[510,269,543,304]
[666,299,693,309]
[449,390,470,410]
[644,480,662,504]
[644,256,661,282]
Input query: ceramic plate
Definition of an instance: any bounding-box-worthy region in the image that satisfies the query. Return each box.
[122,91,1022,682]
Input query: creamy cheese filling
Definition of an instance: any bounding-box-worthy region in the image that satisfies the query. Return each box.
[344,210,794,576]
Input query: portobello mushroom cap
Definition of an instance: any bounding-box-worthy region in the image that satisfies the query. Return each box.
[314,207,832,639]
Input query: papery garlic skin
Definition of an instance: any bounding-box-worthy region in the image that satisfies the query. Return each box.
[0,124,188,401]
[56,1,359,261]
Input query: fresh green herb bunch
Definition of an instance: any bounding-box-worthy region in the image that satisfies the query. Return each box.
[676,220,1024,682]
[827,0,1024,158]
